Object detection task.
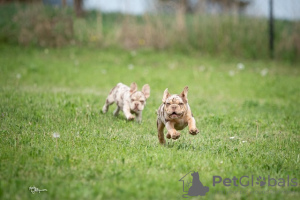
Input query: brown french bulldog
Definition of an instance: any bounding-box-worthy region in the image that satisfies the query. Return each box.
[156,86,199,144]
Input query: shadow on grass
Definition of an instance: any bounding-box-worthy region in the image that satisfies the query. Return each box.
[165,140,198,151]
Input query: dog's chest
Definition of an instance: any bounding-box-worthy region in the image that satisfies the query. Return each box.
[174,120,188,130]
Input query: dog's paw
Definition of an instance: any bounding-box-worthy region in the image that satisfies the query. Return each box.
[102,107,107,114]
[172,131,181,140]
[159,139,166,145]
[167,130,181,140]
[189,128,199,135]
[127,115,135,121]
[166,132,171,139]
[167,131,180,140]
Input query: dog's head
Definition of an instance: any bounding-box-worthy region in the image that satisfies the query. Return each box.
[129,83,150,112]
[162,86,189,119]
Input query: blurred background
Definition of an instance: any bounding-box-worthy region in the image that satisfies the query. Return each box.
[0,0,299,62]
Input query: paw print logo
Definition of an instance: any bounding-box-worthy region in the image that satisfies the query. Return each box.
[256,176,266,186]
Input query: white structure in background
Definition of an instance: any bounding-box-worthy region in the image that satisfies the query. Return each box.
[245,0,300,20]
[84,0,156,15]
[82,0,300,20]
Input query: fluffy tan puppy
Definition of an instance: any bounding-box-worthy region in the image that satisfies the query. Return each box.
[156,86,199,144]
[102,83,150,122]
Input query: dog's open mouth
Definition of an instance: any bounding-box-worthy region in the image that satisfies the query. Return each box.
[169,112,181,118]
[132,108,140,112]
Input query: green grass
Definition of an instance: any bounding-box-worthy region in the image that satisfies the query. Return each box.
[0,44,299,200]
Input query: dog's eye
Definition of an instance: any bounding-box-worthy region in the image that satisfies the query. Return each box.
[131,99,135,101]
[166,103,171,105]
[140,101,144,104]
[179,103,184,105]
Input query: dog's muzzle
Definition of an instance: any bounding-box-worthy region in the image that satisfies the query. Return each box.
[169,112,183,119]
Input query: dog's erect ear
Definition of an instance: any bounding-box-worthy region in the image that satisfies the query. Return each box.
[180,86,189,103]
[130,82,138,94]
[162,88,170,103]
[142,84,150,99]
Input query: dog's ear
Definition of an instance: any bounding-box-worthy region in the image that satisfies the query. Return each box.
[142,84,150,99]
[162,88,170,103]
[130,82,138,94]
[180,86,188,103]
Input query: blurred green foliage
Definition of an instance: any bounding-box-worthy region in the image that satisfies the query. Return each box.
[0,3,299,62]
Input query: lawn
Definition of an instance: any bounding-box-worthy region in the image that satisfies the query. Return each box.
[0,44,299,200]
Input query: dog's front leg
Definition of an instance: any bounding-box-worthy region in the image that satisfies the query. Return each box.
[123,105,135,121]
[187,115,199,135]
[165,121,180,140]
[136,112,142,123]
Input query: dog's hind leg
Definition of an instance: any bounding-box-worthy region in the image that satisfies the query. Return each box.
[113,106,120,116]
[102,97,114,113]
[102,87,117,113]
[157,119,166,144]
